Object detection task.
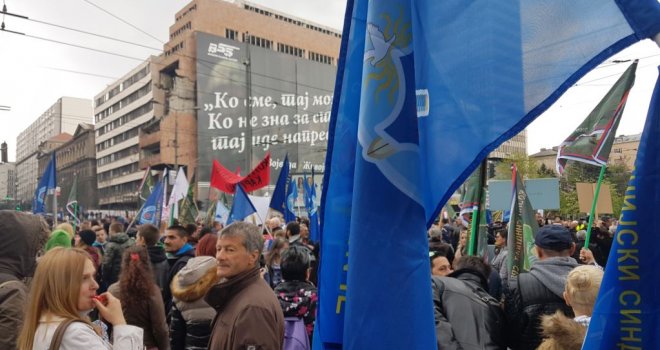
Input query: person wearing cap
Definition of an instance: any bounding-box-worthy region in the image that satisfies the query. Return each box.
[169,256,218,350]
[75,229,102,271]
[205,222,284,349]
[503,225,579,350]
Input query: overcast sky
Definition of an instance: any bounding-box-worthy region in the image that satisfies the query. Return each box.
[1,0,658,162]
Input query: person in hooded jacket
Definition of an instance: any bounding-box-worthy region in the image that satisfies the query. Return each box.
[274,245,318,342]
[0,211,50,349]
[504,225,579,350]
[102,222,133,285]
[137,224,170,310]
[432,256,505,350]
[169,256,218,350]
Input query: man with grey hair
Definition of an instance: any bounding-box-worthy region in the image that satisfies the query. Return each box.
[205,222,284,349]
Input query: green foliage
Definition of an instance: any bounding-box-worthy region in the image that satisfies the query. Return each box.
[559,190,579,218]
[494,153,543,180]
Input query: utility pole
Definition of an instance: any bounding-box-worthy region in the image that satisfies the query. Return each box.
[244,32,252,173]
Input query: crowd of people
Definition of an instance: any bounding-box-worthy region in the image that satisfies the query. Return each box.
[428,214,609,349]
[0,208,613,349]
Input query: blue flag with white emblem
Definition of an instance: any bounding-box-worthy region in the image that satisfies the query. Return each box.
[33,153,57,214]
[284,172,298,223]
[317,0,660,348]
[303,173,320,242]
[269,154,291,220]
[583,67,660,349]
[137,179,164,225]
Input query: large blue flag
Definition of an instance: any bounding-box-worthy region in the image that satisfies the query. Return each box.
[303,173,320,242]
[227,184,257,225]
[269,154,291,218]
[317,0,660,348]
[583,67,660,349]
[138,179,164,225]
[33,153,57,214]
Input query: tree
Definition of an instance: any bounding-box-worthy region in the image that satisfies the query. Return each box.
[493,153,544,180]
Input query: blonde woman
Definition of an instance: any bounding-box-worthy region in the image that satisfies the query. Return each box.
[538,265,604,350]
[17,247,143,349]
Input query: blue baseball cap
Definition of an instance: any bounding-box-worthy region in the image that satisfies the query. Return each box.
[535,225,573,251]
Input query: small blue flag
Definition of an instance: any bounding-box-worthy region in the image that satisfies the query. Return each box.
[215,200,230,225]
[303,172,320,242]
[137,179,164,225]
[227,184,257,225]
[33,153,57,214]
[583,66,660,349]
[269,154,290,218]
[284,173,298,223]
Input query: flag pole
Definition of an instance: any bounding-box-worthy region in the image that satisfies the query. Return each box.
[584,164,607,248]
[468,159,487,256]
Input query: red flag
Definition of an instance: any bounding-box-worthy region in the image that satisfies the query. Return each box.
[241,153,270,192]
[210,153,271,194]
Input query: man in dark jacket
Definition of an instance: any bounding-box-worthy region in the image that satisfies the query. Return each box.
[504,225,579,350]
[432,256,505,349]
[101,222,133,285]
[164,225,195,314]
[0,211,49,349]
[205,222,284,349]
[137,224,169,306]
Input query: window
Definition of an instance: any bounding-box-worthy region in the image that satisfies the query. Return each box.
[243,33,272,49]
[277,43,304,58]
[226,28,238,41]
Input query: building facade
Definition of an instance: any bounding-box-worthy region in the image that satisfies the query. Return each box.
[94,59,158,209]
[16,97,92,208]
[0,162,16,200]
[489,129,528,160]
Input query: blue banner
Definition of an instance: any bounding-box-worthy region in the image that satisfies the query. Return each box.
[285,170,298,223]
[317,0,660,348]
[227,184,256,225]
[583,67,660,349]
[33,153,56,214]
[303,173,320,242]
[138,179,163,225]
[269,154,291,220]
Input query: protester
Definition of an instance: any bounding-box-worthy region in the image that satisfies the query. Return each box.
[453,230,469,262]
[93,225,108,254]
[17,247,143,349]
[45,228,72,251]
[164,225,195,314]
[490,229,509,284]
[55,222,75,238]
[538,265,604,350]
[76,229,102,271]
[102,222,133,285]
[205,222,284,348]
[108,246,169,350]
[136,224,170,307]
[275,245,318,344]
[504,225,579,350]
[0,211,49,349]
[286,221,301,244]
[194,231,217,258]
[432,256,506,349]
[169,256,218,350]
[430,247,454,277]
[265,237,289,288]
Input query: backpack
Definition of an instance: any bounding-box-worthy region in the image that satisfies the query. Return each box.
[283,317,310,350]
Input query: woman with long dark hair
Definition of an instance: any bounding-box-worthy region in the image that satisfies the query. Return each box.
[108,246,170,350]
[264,237,289,288]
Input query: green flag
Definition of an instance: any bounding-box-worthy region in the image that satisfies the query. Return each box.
[138,167,155,207]
[556,61,637,174]
[507,164,539,279]
[178,176,198,226]
[205,200,217,228]
[458,166,481,224]
[66,174,79,227]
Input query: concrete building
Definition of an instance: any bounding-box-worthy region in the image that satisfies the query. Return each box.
[16,97,92,208]
[0,162,17,200]
[140,0,341,182]
[529,146,559,174]
[489,129,528,160]
[37,124,99,212]
[94,58,158,209]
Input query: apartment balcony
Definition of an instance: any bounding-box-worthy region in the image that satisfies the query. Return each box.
[139,130,161,149]
[139,152,162,170]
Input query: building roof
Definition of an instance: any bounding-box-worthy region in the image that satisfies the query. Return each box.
[530,147,558,158]
[613,133,641,143]
[73,123,94,137]
[46,133,73,143]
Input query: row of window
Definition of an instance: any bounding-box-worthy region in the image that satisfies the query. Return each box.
[97,162,139,182]
[277,42,304,58]
[244,33,272,50]
[98,179,140,198]
[96,126,140,153]
[170,21,191,40]
[165,41,185,57]
[97,102,153,138]
[96,83,152,128]
[175,4,196,22]
[309,51,335,65]
[97,145,139,167]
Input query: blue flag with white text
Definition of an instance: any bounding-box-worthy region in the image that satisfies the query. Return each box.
[33,153,57,214]
[285,173,298,223]
[138,179,164,225]
[317,0,660,348]
[227,184,257,225]
[583,67,660,349]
